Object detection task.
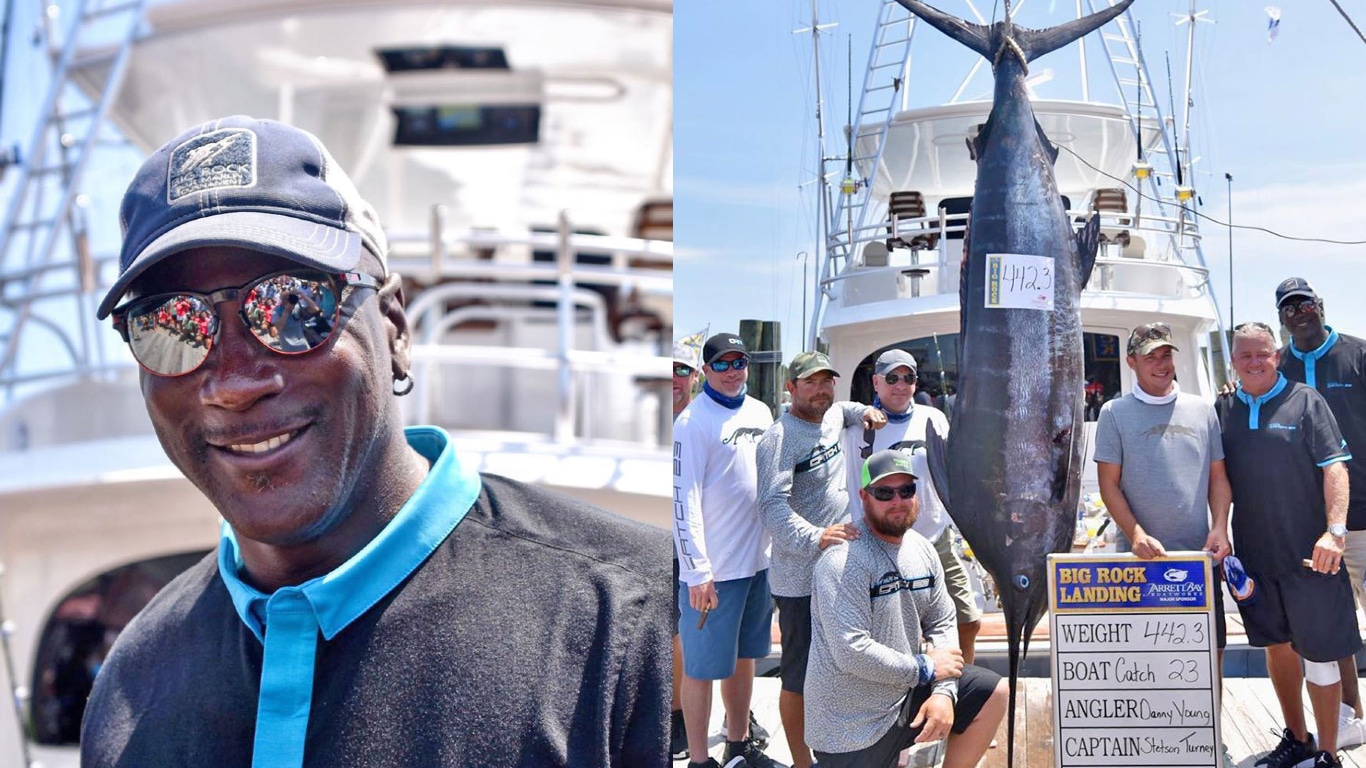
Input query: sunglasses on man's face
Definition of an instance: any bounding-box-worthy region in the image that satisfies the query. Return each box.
[1280,299,1319,318]
[708,357,749,373]
[673,365,694,378]
[881,373,914,386]
[111,269,380,377]
[867,482,917,502]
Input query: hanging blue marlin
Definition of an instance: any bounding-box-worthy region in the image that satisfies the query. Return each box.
[895,0,1133,760]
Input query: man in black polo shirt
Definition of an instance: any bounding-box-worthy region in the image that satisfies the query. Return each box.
[1217,321,1357,768]
[1275,277,1366,749]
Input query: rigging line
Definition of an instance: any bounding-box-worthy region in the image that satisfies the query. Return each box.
[1327,0,1366,47]
[1054,143,1366,246]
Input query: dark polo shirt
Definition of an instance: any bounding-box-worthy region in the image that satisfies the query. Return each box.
[1216,375,1350,576]
[1280,328,1366,529]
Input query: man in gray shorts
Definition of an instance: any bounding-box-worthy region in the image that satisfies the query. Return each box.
[843,348,983,661]
[757,351,884,768]
[807,450,1006,768]
[1094,323,1232,653]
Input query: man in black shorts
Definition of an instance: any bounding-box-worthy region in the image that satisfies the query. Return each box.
[1217,322,1359,768]
[1274,277,1366,748]
[805,450,1006,768]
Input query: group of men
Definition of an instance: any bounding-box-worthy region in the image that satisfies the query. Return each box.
[1096,277,1366,768]
[672,333,1006,768]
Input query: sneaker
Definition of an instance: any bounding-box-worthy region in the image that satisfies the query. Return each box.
[1254,728,1317,768]
[747,710,771,751]
[1312,751,1342,768]
[688,760,747,768]
[672,710,689,760]
[1337,704,1366,749]
[720,710,770,751]
[723,737,788,768]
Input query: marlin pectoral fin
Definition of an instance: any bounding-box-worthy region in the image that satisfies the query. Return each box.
[1016,0,1135,62]
[1035,120,1059,165]
[893,0,993,59]
[925,420,954,518]
[1076,212,1101,289]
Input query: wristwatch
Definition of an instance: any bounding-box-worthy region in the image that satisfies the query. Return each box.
[1329,524,1349,538]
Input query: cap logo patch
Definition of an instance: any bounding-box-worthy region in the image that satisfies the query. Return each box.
[168,129,257,202]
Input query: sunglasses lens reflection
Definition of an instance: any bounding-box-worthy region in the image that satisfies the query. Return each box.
[126,294,217,376]
[242,275,339,354]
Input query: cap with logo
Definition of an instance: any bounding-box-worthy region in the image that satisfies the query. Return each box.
[1126,322,1180,357]
[861,448,918,488]
[1274,277,1319,308]
[874,348,918,377]
[789,351,839,380]
[702,333,747,366]
[673,340,697,371]
[97,115,388,319]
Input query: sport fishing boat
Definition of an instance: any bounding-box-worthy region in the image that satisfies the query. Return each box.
[0,0,672,762]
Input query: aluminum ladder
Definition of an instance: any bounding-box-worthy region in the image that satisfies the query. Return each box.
[0,0,146,396]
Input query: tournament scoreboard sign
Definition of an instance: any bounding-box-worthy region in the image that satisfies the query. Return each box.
[1048,553,1220,768]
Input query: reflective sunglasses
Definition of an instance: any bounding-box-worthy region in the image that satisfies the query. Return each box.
[111,269,380,377]
[881,373,914,386]
[708,357,749,373]
[673,364,694,377]
[1279,298,1319,318]
[867,482,917,502]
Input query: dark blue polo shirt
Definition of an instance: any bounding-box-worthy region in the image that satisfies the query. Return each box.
[1216,375,1350,575]
[1280,328,1366,528]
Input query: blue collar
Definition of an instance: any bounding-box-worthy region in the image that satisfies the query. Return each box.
[1289,327,1339,390]
[218,425,481,641]
[703,380,746,410]
[1235,373,1289,430]
[873,395,912,424]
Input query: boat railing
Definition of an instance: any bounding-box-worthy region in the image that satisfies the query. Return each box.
[827,207,1209,308]
[0,214,674,452]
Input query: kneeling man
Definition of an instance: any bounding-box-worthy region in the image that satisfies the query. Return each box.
[805,450,1007,768]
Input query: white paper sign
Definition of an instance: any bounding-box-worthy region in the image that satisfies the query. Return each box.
[985,253,1055,310]
[1049,553,1220,768]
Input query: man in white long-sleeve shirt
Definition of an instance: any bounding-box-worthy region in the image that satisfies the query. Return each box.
[673,332,785,768]
[757,351,885,768]
[807,450,1007,768]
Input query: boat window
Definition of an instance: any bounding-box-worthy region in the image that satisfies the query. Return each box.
[30,550,209,745]
[1083,332,1123,421]
[849,335,959,413]
[847,331,1122,422]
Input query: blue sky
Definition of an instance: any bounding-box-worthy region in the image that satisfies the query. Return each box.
[675,0,1366,360]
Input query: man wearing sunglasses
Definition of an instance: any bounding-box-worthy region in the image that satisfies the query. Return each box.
[674,333,781,768]
[674,340,699,419]
[756,351,886,768]
[805,450,1006,768]
[81,116,671,767]
[1274,278,1366,749]
[842,348,981,663]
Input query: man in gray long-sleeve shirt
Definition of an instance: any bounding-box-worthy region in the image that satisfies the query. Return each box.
[756,351,885,768]
[807,450,1007,768]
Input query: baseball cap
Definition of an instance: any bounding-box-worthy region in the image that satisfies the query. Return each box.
[1126,322,1179,357]
[861,449,918,488]
[1274,277,1319,308]
[874,348,918,376]
[97,115,388,319]
[789,351,839,380]
[702,333,747,365]
[672,340,697,370]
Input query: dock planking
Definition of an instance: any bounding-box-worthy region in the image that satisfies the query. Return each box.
[699,677,1366,767]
